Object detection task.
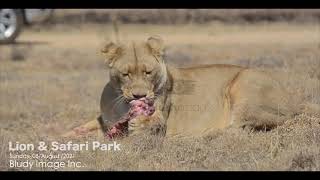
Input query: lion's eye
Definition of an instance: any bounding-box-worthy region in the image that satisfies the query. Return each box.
[145,71,152,76]
[122,73,129,77]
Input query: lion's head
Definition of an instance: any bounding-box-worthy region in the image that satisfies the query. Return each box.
[101,36,168,102]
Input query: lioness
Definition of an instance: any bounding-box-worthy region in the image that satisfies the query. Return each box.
[64,36,303,138]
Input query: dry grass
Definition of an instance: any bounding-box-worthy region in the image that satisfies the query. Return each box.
[46,9,320,24]
[0,20,320,171]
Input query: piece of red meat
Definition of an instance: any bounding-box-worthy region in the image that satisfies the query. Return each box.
[106,98,155,139]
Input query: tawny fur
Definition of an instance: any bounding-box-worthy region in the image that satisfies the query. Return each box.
[63,36,317,138]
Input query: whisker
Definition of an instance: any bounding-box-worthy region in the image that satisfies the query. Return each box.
[111,87,122,94]
[112,94,123,103]
[112,95,124,112]
[113,94,129,112]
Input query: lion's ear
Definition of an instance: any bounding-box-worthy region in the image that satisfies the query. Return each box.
[101,42,122,67]
[146,36,164,57]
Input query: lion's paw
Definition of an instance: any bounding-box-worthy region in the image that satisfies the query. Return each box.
[128,115,150,136]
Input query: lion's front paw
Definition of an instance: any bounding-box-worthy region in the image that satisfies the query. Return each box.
[62,120,100,138]
[62,126,89,138]
[128,115,150,136]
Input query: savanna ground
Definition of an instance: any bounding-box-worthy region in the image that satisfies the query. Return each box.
[1,11,320,170]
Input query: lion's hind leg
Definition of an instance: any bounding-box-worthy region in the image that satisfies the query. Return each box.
[231,103,291,131]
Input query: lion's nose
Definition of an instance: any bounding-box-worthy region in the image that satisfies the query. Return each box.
[132,93,147,99]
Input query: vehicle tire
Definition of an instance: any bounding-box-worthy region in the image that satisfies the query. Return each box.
[0,9,24,44]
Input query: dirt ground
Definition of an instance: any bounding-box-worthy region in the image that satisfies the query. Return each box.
[0,22,320,171]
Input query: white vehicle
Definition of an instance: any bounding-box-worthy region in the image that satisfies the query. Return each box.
[0,9,53,44]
